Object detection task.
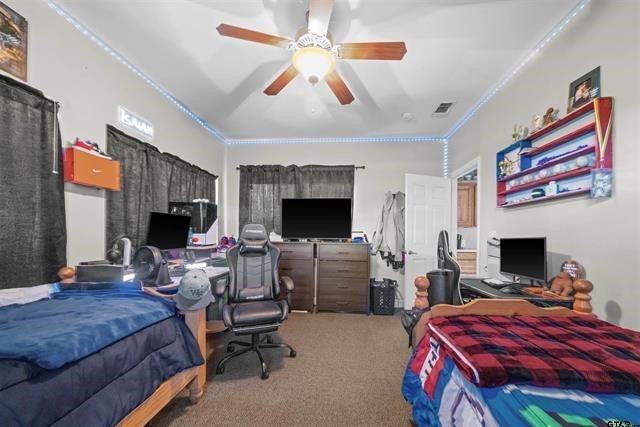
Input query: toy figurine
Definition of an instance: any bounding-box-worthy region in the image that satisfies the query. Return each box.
[542,107,555,125]
[531,114,543,132]
[549,271,574,297]
[498,156,514,178]
[512,125,520,141]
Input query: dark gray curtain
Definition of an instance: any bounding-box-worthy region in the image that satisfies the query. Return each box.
[239,165,355,234]
[0,75,66,288]
[105,126,217,249]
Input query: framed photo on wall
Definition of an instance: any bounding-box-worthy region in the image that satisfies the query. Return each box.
[0,1,28,81]
[567,66,600,113]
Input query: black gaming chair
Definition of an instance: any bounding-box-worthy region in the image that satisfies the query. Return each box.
[437,230,463,305]
[214,224,296,379]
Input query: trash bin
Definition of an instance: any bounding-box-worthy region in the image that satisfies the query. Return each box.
[426,269,454,306]
[370,278,398,315]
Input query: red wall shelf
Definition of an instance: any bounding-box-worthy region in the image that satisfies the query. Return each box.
[496,97,613,208]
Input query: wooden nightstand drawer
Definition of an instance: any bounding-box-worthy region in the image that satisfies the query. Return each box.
[457,251,477,261]
[318,243,369,261]
[317,278,368,298]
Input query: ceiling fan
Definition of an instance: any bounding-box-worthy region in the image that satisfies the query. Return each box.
[216,0,407,105]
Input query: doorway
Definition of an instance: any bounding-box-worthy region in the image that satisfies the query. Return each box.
[452,158,481,277]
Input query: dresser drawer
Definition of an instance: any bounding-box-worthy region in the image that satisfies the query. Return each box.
[317,293,368,313]
[457,251,477,261]
[317,278,368,298]
[318,260,368,278]
[275,243,314,260]
[318,243,368,261]
[279,259,313,281]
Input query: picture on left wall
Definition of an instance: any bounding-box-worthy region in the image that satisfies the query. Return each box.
[0,1,27,81]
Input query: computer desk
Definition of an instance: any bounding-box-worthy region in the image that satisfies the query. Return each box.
[460,278,573,308]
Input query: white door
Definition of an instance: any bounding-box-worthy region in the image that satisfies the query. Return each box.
[404,174,452,309]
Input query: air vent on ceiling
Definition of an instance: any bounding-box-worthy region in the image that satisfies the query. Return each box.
[432,102,455,117]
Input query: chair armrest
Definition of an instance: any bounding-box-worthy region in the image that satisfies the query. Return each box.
[280,276,294,306]
[214,276,229,297]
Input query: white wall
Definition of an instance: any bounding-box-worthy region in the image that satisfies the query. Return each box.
[3,0,226,266]
[449,0,640,329]
[225,142,443,301]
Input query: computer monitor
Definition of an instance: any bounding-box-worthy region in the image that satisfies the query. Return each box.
[500,237,547,282]
[145,212,191,250]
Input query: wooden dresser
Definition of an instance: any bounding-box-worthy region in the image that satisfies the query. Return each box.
[274,242,370,314]
[457,250,477,275]
[274,242,315,312]
[317,243,370,314]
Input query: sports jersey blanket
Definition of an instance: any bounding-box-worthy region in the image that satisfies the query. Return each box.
[0,283,176,369]
[412,315,640,394]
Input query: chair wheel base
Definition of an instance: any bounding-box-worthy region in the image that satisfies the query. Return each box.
[290,350,297,358]
[261,363,270,380]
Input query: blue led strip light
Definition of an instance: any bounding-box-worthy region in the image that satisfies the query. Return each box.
[45,0,225,142]
[445,0,591,140]
[225,136,447,145]
[443,139,449,177]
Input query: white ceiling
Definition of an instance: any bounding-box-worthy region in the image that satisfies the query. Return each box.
[56,0,582,141]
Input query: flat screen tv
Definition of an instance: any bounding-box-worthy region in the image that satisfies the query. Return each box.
[281,198,352,240]
[145,212,191,250]
[500,237,547,282]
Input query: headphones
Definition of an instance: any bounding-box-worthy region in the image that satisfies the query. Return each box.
[106,234,133,266]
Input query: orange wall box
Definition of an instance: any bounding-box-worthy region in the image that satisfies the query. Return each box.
[63,147,121,191]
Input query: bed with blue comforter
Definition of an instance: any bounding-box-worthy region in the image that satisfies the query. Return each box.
[0,283,204,426]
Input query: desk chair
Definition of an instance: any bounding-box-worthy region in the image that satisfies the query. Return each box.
[214,224,296,380]
[437,230,463,305]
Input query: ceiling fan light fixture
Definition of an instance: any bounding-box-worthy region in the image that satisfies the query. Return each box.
[292,46,335,85]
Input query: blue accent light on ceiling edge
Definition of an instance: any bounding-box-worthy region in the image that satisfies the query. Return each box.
[444,0,591,140]
[46,0,589,148]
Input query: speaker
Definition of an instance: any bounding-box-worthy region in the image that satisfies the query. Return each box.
[426,269,454,306]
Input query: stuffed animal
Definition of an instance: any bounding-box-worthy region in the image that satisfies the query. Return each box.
[549,271,574,297]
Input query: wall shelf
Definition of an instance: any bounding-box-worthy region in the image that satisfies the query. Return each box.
[496,97,613,208]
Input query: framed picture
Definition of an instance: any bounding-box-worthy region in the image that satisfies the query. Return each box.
[590,168,612,199]
[567,66,600,113]
[0,1,28,81]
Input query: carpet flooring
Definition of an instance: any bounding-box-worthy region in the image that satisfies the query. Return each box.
[150,312,414,426]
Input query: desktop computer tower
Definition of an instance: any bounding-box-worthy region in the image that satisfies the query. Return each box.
[168,201,218,246]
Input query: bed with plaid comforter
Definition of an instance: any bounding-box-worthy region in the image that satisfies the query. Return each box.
[403,315,640,427]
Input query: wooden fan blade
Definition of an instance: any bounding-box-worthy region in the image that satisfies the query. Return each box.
[217,23,291,48]
[338,42,407,60]
[264,65,299,96]
[325,70,354,105]
[308,0,335,36]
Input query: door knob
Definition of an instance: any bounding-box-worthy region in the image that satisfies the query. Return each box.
[407,250,418,255]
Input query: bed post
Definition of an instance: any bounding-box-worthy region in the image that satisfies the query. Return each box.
[572,279,593,315]
[184,309,206,403]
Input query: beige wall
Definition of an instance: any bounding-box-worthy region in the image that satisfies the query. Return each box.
[225,142,444,301]
[3,0,226,265]
[449,0,640,328]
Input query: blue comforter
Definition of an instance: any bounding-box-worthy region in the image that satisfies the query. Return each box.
[0,284,176,369]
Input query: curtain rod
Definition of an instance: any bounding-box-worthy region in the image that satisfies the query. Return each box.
[236,165,365,170]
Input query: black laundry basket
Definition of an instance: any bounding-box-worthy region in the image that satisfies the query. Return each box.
[370,278,398,315]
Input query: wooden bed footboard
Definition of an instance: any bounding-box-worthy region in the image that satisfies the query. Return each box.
[57,267,208,425]
[410,275,594,349]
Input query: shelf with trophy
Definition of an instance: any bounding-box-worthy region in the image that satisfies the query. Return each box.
[496,97,613,208]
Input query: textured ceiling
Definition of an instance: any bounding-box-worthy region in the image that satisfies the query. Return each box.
[56,0,582,141]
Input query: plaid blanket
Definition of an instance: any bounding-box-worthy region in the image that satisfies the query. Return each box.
[414,315,640,394]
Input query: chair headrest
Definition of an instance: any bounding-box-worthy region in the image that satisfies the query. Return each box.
[239,224,269,255]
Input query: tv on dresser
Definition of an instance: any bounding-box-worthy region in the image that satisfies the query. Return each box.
[281,198,352,241]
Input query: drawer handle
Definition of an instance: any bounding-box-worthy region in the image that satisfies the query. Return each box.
[336,301,349,305]
[337,269,351,273]
[92,168,102,173]
[280,268,292,271]
[336,285,349,289]
[337,251,350,255]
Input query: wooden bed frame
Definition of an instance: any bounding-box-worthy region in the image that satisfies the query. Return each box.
[57,268,207,426]
[411,277,594,348]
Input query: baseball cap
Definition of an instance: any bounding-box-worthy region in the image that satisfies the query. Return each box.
[175,269,215,311]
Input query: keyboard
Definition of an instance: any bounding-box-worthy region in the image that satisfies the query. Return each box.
[481,278,515,288]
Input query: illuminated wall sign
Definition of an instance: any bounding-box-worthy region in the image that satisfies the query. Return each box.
[117,106,154,139]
